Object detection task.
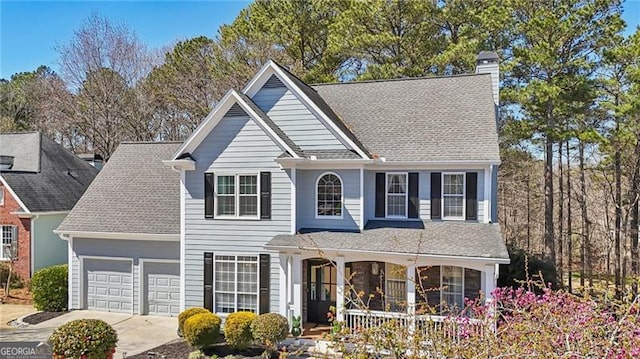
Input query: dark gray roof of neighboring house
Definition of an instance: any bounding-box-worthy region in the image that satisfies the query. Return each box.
[0,132,99,212]
[267,220,508,260]
[57,142,181,235]
[272,62,371,158]
[312,74,500,162]
[237,92,305,157]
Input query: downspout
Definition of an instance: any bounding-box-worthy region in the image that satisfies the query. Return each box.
[30,214,40,277]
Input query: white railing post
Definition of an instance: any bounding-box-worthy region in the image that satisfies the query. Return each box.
[336,256,345,321]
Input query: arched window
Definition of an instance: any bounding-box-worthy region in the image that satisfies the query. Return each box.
[316,173,343,217]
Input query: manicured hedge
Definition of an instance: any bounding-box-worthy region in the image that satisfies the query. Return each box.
[49,319,118,359]
[31,264,68,312]
[224,311,257,350]
[251,313,289,355]
[183,312,222,351]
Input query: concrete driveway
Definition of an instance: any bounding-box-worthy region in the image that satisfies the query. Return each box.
[0,310,179,356]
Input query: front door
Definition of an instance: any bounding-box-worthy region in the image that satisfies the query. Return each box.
[307,260,336,324]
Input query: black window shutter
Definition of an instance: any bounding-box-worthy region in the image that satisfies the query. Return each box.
[466,172,478,220]
[408,172,419,218]
[259,254,270,314]
[204,252,213,312]
[260,172,271,219]
[375,173,386,218]
[204,173,215,219]
[430,172,441,219]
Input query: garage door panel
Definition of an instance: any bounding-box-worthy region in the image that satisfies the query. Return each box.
[85,259,132,314]
[145,262,180,317]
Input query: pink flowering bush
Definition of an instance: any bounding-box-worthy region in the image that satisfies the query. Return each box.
[332,284,640,358]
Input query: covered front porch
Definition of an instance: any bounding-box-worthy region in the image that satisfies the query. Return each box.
[274,251,502,334]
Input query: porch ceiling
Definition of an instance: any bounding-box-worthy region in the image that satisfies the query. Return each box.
[267,221,509,261]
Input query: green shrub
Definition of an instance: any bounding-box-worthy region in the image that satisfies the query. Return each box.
[178,307,210,336]
[250,313,288,355]
[183,312,222,350]
[498,245,559,290]
[224,311,257,350]
[31,264,68,312]
[0,263,24,289]
[49,319,118,359]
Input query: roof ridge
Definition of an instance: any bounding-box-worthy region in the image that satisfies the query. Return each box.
[311,72,490,87]
[119,141,184,145]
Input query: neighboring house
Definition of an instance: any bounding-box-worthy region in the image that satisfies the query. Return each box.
[58,52,509,327]
[56,143,181,316]
[0,132,98,279]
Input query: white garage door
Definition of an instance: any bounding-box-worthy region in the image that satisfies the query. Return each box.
[85,259,132,313]
[145,262,180,316]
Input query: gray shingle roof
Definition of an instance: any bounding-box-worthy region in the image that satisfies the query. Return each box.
[57,142,181,235]
[312,74,500,162]
[0,133,99,212]
[267,220,508,260]
[303,149,361,159]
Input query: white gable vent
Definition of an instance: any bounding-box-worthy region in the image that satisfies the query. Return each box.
[225,103,247,117]
[263,75,285,88]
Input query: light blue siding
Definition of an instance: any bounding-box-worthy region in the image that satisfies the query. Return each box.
[32,213,67,273]
[70,238,178,313]
[296,169,360,231]
[364,170,486,223]
[184,114,290,313]
[252,86,347,150]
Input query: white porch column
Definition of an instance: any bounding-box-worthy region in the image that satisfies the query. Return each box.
[292,254,303,321]
[406,265,416,334]
[279,253,288,318]
[336,256,345,321]
[484,263,497,330]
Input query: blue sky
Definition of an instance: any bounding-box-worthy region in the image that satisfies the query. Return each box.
[1,0,639,80]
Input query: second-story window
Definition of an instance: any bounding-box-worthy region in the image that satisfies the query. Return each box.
[386,173,408,218]
[443,173,464,219]
[316,173,342,217]
[216,174,258,217]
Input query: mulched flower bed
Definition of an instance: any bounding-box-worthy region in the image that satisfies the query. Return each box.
[22,311,67,325]
[127,339,267,359]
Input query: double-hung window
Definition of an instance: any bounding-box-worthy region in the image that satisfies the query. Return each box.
[214,255,258,313]
[441,266,464,310]
[316,173,343,218]
[386,173,408,218]
[1,225,16,260]
[442,173,464,219]
[216,174,258,218]
[384,263,407,312]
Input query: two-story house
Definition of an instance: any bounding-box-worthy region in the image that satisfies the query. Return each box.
[57,52,508,327]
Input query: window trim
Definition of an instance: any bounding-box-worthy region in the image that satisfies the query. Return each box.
[440,265,465,311]
[315,172,344,219]
[384,263,407,313]
[212,254,260,315]
[441,172,466,220]
[0,225,16,261]
[214,173,261,219]
[0,187,4,206]
[385,172,409,219]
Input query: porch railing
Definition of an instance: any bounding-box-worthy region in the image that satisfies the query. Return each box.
[343,309,485,340]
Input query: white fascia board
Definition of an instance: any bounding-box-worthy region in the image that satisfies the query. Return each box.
[243,62,370,160]
[276,158,499,170]
[54,230,179,242]
[162,159,195,171]
[12,210,69,218]
[171,89,300,161]
[171,90,237,160]
[0,176,30,213]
